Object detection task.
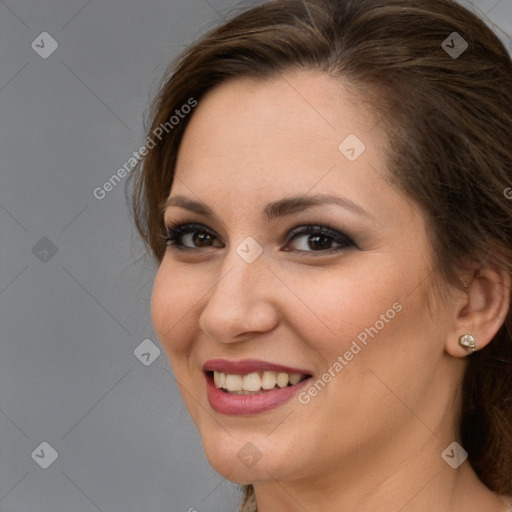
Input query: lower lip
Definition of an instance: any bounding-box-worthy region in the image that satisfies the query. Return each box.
[205,373,312,415]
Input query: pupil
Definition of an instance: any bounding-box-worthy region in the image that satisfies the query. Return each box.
[194,232,211,247]
[309,234,331,250]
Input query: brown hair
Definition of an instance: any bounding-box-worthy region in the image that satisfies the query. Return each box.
[129,0,512,508]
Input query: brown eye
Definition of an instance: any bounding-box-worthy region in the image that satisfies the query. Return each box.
[165,223,224,249]
[192,232,215,247]
[285,226,354,253]
[307,234,334,251]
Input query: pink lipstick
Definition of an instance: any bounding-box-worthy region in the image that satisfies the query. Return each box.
[203,359,312,415]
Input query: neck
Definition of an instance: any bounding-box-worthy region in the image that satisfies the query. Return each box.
[252,433,510,512]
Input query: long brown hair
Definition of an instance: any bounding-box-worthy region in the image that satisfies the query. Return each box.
[129,0,512,509]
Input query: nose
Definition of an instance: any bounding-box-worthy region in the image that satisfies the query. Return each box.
[198,254,280,343]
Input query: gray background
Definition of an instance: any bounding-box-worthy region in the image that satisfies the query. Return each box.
[1,1,511,511]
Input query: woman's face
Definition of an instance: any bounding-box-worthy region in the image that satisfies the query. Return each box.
[151,70,464,487]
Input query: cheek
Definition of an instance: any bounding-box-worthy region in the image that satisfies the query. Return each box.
[279,264,402,354]
[278,256,433,387]
[151,261,201,355]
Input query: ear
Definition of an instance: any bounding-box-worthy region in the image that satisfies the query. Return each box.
[446,259,511,358]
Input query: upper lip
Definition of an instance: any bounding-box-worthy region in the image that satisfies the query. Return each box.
[202,358,312,376]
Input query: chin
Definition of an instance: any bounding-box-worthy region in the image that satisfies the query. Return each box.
[199,427,306,485]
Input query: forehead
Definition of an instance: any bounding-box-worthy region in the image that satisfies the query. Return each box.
[176,70,380,165]
[171,70,400,220]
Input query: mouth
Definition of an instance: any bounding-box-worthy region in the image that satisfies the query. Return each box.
[209,370,309,394]
[202,359,313,415]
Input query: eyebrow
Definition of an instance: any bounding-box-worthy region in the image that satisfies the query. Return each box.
[163,194,372,220]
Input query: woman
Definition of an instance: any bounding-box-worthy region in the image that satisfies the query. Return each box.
[130,0,512,510]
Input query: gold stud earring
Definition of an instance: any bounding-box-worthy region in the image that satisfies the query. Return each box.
[458,334,477,354]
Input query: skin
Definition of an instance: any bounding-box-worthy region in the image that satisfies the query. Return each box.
[151,70,511,512]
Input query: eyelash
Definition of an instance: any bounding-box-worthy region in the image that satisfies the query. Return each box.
[163,222,356,254]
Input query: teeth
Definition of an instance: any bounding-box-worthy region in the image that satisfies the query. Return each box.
[289,373,302,385]
[277,372,288,388]
[213,370,306,393]
[243,372,262,391]
[225,374,243,392]
[261,371,277,390]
